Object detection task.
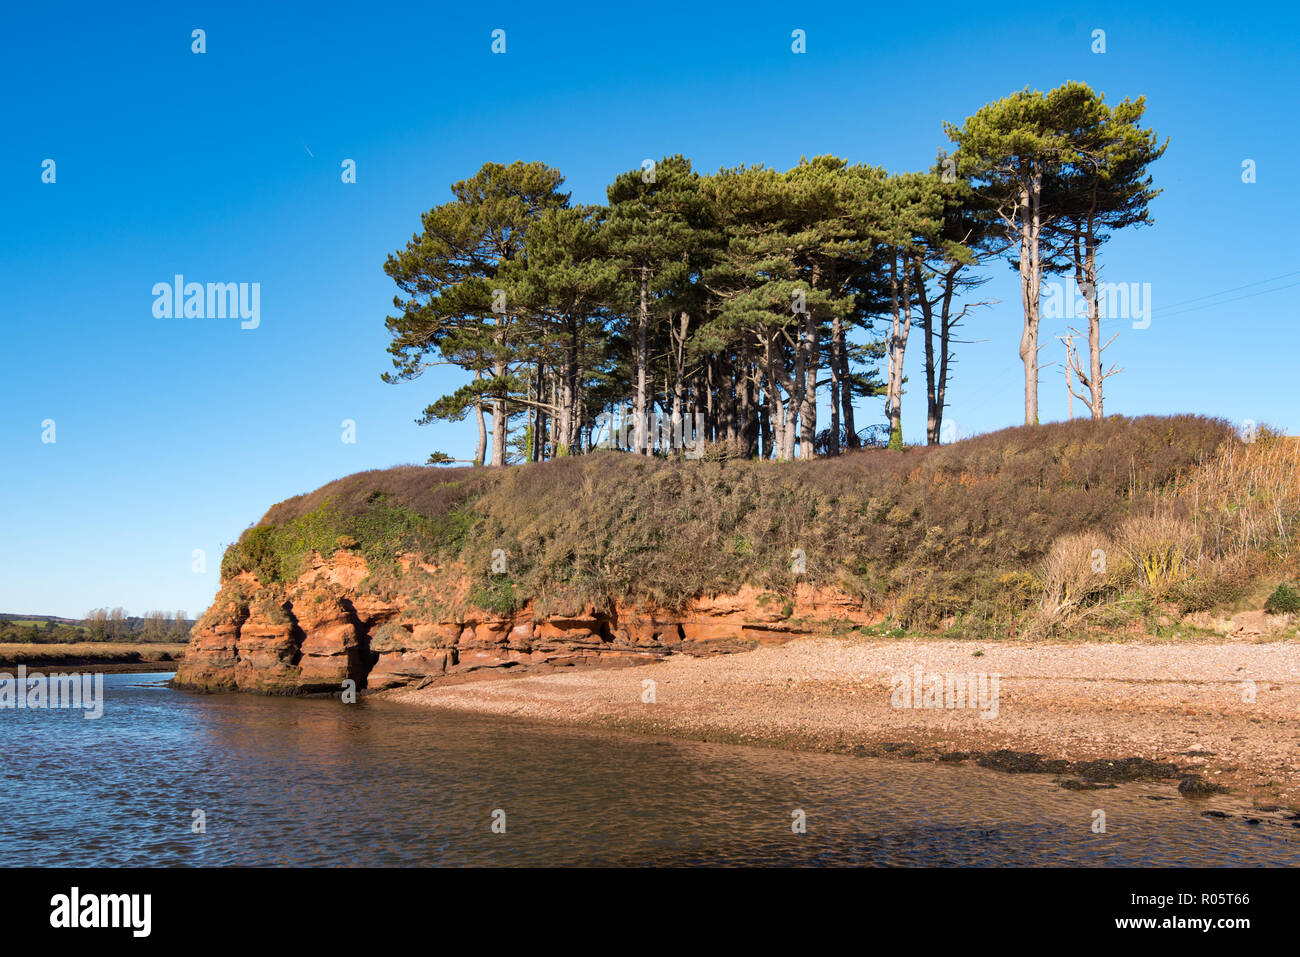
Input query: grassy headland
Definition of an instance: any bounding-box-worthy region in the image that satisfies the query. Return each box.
[213,415,1299,642]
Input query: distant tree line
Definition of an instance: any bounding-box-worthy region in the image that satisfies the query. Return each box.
[383,82,1164,464]
[0,610,193,644]
[82,608,192,643]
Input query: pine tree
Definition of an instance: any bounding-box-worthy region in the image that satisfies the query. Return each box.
[945,83,1099,425]
[913,160,1003,444]
[606,156,707,454]
[383,161,568,466]
[1046,96,1166,418]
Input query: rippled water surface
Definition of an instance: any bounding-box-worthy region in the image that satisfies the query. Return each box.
[1,672,1297,866]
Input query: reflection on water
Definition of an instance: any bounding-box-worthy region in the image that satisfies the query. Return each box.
[0,673,1296,866]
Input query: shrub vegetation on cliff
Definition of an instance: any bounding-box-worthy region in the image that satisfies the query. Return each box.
[1265,583,1300,615]
[221,479,481,584]
[212,415,1268,638]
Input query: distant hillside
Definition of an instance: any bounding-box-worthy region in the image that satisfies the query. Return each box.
[0,611,197,645]
[0,613,84,625]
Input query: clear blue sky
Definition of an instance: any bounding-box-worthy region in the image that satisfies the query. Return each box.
[2,0,1295,618]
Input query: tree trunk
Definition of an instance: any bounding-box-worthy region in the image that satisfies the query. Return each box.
[491,318,508,466]
[559,338,575,455]
[705,357,715,443]
[525,365,536,463]
[547,370,558,458]
[1077,227,1104,419]
[916,264,939,446]
[839,338,857,449]
[763,345,792,461]
[742,362,760,458]
[798,301,818,459]
[735,365,751,457]
[786,333,804,462]
[531,363,544,461]
[634,266,650,454]
[671,311,688,445]
[1017,164,1043,427]
[828,314,842,455]
[936,266,957,442]
[473,378,487,467]
[723,360,739,444]
[886,250,912,450]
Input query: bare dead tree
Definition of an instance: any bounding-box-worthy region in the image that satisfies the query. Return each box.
[1062,316,1122,419]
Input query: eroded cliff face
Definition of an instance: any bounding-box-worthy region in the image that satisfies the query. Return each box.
[174,549,880,694]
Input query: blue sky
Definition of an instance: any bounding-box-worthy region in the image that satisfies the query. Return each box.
[2,0,1296,618]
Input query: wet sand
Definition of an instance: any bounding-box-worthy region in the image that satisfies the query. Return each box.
[388,636,1300,810]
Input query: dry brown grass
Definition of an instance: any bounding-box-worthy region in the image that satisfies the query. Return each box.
[1116,512,1201,590]
[0,642,187,666]
[259,465,492,526]
[1178,432,1300,563]
[1038,531,1120,618]
[1035,432,1300,633]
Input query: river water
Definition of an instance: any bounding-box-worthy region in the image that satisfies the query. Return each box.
[1,672,1296,866]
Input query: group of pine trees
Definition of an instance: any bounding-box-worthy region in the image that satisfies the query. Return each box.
[382,81,1165,465]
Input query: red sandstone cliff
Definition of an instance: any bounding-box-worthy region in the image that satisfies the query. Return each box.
[174,549,879,694]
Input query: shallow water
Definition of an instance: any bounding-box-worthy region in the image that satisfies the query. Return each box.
[0,672,1295,866]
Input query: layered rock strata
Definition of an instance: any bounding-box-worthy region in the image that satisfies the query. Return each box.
[174,550,878,694]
